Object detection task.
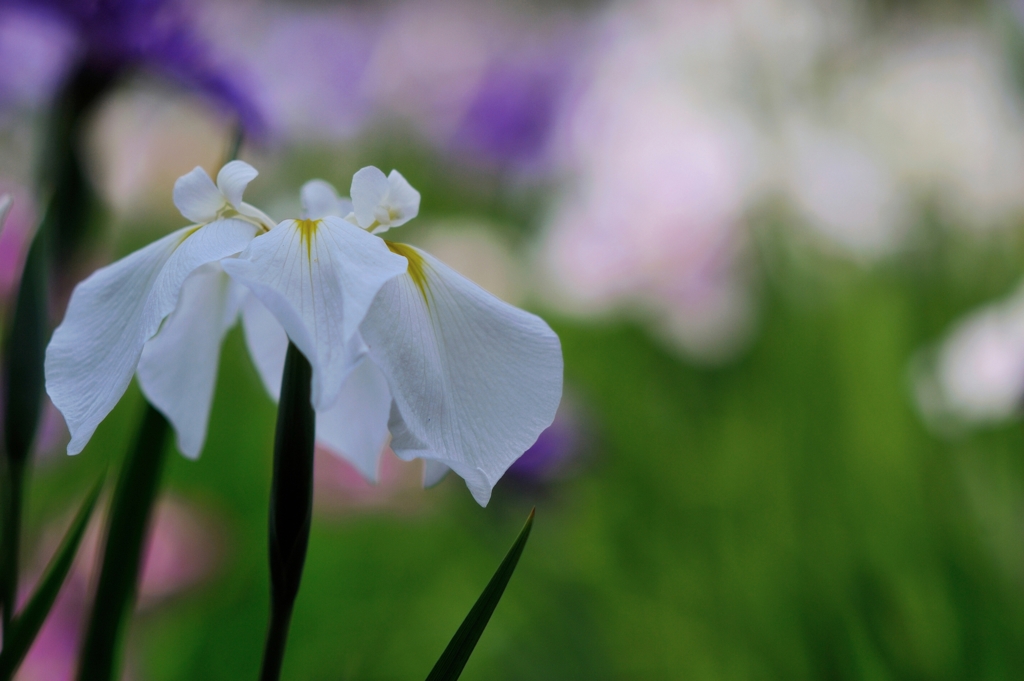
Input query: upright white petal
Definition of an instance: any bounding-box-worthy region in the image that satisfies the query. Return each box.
[45,219,257,455]
[137,264,245,459]
[361,245,563,506]
[300,180,353,220]
[216,160,259,209]
[222,217,407,410]
[315,357,392,482]
[350,167,390,229]
[376,170,420,232]
[173,167,225,224]
[241,293,288,399]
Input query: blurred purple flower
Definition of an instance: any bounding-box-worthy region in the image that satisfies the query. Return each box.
[452,56,570,166]
[508,400,583,481]
[0,0,264,135]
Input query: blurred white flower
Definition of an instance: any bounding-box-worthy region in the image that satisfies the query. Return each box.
[240,169,563,506]
[783,119,909,258]
[915,284,1024,426]
[836,29,1024,230]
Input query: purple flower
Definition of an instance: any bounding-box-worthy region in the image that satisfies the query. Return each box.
[453,56,570,167]
[0,0,264,135]
[508,400,583,481]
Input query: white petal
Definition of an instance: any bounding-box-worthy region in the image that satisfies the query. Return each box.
[242,296,390,480]
[378,170,420,231]
[362,245,563,506]
[45,219,257,455]
[350,166,389,229]
[173,167,225,224]
[315,356,392,482]
[237,202,277,231]
[222,217,407,410]
[301,180,343,220]
[423,460,450,487]
[241,293,288,400]
[216,160,259,210]
[137,264,245,459]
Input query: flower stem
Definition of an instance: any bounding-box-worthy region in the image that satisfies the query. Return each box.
[259,342,315,681]
[76,404,169,681]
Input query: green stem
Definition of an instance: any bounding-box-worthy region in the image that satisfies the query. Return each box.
[0,458,25,636]
[259,342,315,681]
[76,404,169,681]
[0,197,50,637]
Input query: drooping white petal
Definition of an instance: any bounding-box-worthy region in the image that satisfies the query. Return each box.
[375,170,420,233]
[241,293,288,399]
[216,160,259,209]
[423,460,450,487]
[45,218,256,455]
[173,167,225,224]
[300,180,352,220]
[137,264,245,459]
[241,295,390,480]
[361,245,563,506]
[350,166,390,229]
[315,356,392,482]
[222,216,407,410]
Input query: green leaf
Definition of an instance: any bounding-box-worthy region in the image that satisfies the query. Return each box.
[424,508,536,681]
[0,476,104,681]
[1,210,50,632]
[76,403,169,681]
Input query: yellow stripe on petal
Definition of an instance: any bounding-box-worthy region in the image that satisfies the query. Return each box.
[296,218,320,260]
[386,241,430,304]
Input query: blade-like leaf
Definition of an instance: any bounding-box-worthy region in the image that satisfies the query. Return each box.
[0,477,103,681]
[424,508,536,681]
[1,210,49,633]
[77,403,169,681]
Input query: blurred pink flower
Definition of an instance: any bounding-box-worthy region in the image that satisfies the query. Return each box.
[314,445,431,514]
[543,75,758,361]
[14,495,222,680]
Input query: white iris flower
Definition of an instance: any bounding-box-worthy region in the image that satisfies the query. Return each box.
[45,161,406,459]
[236,168,563,506]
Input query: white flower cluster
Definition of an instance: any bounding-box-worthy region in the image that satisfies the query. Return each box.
[44,162,563,506]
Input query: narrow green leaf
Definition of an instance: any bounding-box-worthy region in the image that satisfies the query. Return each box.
[76,403,169,681]
[424,508,536,681]
[0,477,104,681]
[1,209,50,633]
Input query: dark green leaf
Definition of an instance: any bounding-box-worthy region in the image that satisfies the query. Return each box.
[425,508,536,681]
[1,207,49,634]
[76,403,169,681]
[259,341,315,681]
[0,477,104,681]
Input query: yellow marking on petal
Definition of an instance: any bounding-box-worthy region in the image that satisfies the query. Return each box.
[386,241,429,304]
[176,224,203,246]
[296,218,320,260]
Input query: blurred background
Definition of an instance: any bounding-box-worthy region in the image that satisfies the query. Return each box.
[4,0,1024,678]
